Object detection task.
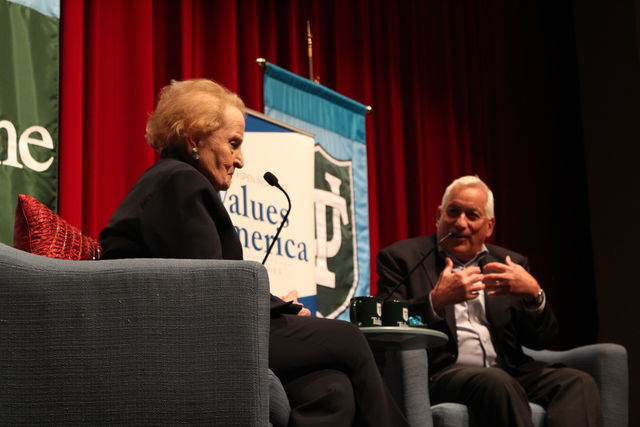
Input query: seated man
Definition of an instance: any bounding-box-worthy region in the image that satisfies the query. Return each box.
[375,175,602,427]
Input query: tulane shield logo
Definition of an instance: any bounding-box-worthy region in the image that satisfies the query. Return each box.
[314,145,358,318]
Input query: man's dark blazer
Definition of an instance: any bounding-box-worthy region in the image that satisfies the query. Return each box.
[100,155,297,315]
[375,234,558,376]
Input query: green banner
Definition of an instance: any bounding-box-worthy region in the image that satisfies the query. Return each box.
[314,145,357,318]
[0,0,60,245]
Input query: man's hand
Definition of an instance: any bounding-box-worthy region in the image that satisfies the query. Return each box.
[430,257,486,313]
[482,255,541,299]
[281,290,311,316]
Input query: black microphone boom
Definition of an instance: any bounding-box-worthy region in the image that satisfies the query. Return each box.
[262,171,292,264]
[382,229,456,302]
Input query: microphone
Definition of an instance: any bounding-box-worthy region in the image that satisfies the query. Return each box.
[263,171,279,187]
[381,229,456,302]
[262,171,292,264]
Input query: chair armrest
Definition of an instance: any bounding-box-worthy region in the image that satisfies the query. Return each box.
[383,348,434,427]
[269,369,291,427]
[523,344,628,427]
[0,244,270,425]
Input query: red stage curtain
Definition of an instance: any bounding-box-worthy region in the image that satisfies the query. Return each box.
[59,0,595,348]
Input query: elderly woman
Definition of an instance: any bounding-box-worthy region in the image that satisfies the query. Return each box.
[100,79,408,427]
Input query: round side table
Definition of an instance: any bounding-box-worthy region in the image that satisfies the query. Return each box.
[360,326,448,350]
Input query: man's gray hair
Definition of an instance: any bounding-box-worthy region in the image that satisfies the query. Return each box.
[441,175,494,219]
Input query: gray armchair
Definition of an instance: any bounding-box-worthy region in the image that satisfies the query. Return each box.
[523,344,628,427]
[0,242,271,425]
[385,344,628,427]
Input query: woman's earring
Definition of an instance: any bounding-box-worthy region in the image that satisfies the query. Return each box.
[191,147,200,160]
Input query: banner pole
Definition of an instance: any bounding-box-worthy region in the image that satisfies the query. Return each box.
[306,20,315,82]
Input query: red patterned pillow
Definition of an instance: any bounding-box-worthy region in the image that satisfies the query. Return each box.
[13,194,102,260]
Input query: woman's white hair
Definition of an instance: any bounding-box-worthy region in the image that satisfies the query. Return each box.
[145,79,245,152]
[441,175,494,219]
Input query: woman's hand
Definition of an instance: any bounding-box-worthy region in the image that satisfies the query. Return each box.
[281,290,311,316]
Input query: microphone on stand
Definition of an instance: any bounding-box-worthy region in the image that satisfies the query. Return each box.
[262,171,292,264]
[381,229,457,302]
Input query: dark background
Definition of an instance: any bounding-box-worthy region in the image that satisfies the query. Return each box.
[574,1,640,425]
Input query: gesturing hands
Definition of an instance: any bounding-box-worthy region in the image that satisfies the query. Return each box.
[482,255,541,299]
[431,258,485,313]
[430,256,542,312]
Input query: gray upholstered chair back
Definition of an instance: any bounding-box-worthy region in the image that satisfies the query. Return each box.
[0,243,270,425]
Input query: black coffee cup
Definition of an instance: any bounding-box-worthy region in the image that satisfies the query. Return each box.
[382,300,409,327]
[349,296,383,327]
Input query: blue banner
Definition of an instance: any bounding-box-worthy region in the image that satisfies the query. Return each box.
[264,63,369,320]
